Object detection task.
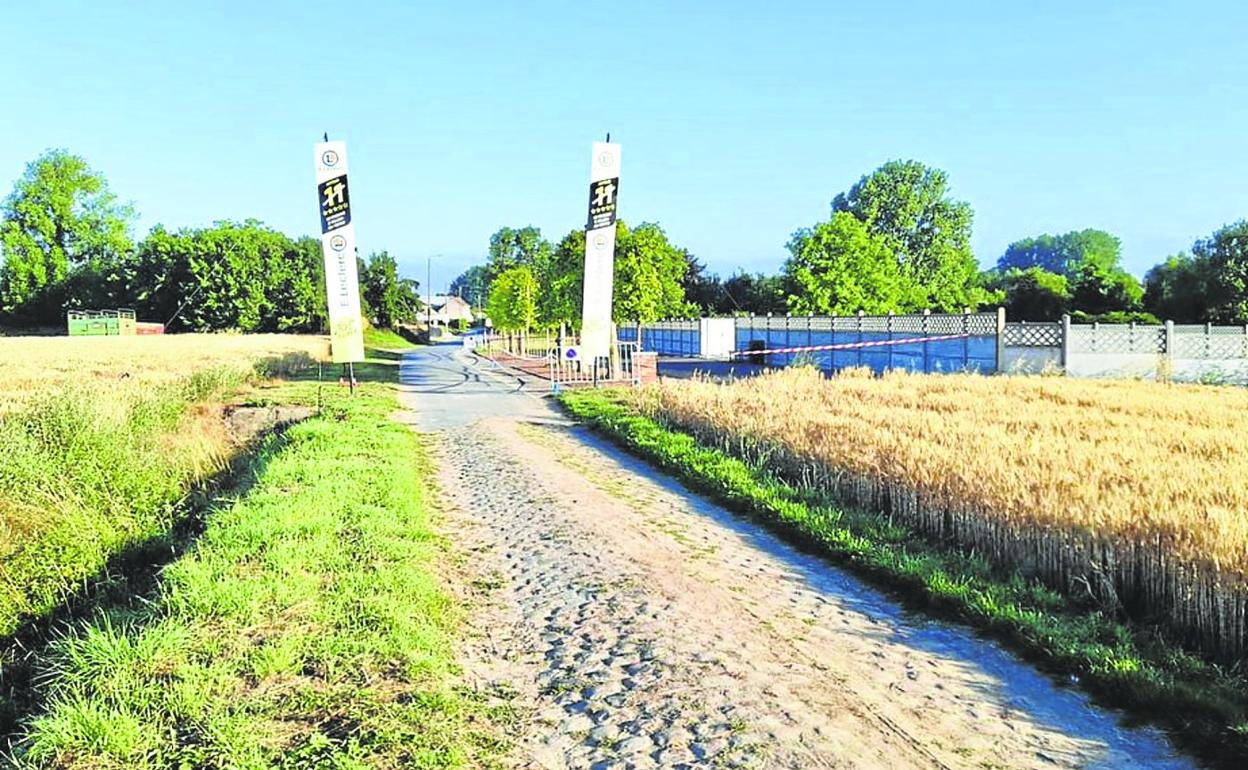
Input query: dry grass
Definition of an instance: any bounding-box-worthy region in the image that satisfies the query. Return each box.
[0,333,329,384]
[0,334,329,412]
[631,367,1248,657]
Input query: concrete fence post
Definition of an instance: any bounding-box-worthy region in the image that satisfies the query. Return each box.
[886,311,895,372]
[995,306,1006,374]
[1060,314,1071,371]
[784,312,792,363]
[961,308,971,371]
[922,309,931,373]
[857,310,865,369]
[1163,318,1173,381]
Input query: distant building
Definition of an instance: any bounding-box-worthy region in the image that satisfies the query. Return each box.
[425,295,475,326]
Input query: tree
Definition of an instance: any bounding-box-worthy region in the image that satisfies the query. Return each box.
[997,229,1122,277]
[0,149,135,322]
[362,250,421,328]
[449,264,489,309]
[486,265,539,332]
[538,228,585,328]
[267,235,327,332]
[612,221,694,323]
[1070,260,1143,317]
[1143,253,1215,323]
[997,229,1143,318]
[486,225,552,282]
[681,251,724,314]
[831,160,987,311]
[721,272,787,315]
[1192,220,1248,323]
[996,267,1070,321]
[127,220,324,332]
[784,212,912,315]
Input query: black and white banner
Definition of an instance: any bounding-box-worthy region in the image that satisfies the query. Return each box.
[580,141,620,360]
[314,140,365,363]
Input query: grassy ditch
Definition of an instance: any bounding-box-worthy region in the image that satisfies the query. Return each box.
[9,382,508,769]
[559,388,1248,768]
[0,367,247,640]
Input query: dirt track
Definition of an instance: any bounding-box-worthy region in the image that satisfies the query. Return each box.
[400,344,1193,770]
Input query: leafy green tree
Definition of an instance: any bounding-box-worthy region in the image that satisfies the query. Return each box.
[1070,260,1143,317]
[612,221,694,323]
[784,212,913,315]
[998,229,1143,317]
[486,265,539,332]
[0,149,135,322]
[128,220,323,332]
[997,229,1122,277]
[486,225,552,282]
[538,228,585,328]
[831,160,987,311]
[721,271,787,315]
[1143,253,1215,323]
[995,267,1070,320]
[449,264,489,309]
[266,235,327,331]
[489,220,693,330]
[1192,220,1248,323]
[362,250,421,328]
[681,251,724,314]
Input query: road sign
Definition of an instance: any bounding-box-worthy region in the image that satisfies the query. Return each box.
[580,141,620,361]
[314,140,365,364]
[586,176,619,230]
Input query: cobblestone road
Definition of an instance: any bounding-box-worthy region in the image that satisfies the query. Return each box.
[398,344,1194,770]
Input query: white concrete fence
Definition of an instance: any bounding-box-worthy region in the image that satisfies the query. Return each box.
[1004,317,1248,383]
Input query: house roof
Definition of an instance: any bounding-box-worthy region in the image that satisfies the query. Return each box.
[428,294,471,309]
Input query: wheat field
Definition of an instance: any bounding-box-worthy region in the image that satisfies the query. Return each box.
[0,334,329,411]
[630,367,1248,659]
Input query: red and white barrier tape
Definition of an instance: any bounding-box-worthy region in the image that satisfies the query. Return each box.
[728,333,973,358]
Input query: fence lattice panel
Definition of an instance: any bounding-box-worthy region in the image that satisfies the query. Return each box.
[1003,323,1062,347]
[1068,325,1165,354]
[1172,330,1248,359]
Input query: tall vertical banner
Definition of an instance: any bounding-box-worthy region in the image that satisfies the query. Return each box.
[314,141,365,363]
[581,141,621,361]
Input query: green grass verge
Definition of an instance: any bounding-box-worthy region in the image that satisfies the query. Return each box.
[0,367,246,641]
[559,388,1248,768]
[363,327,417,351]
[10,383,509,769]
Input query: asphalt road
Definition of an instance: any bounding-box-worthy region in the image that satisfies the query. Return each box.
[397,341,559,430]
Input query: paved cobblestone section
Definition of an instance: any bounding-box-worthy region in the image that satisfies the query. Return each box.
[430,415,1191,770]
[397,343,1191,770]
[440,425,845,769]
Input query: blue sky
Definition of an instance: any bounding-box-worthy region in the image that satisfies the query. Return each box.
[3,1,1246,291]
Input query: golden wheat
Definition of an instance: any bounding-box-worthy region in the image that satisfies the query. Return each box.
[0,334,329,411]
[631,367,1248,659]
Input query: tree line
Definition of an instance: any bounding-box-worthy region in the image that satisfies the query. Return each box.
[0,150,422,332]
[6,149,1244,334]
[462,158,1248,328]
